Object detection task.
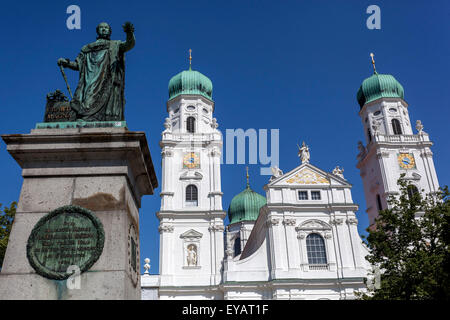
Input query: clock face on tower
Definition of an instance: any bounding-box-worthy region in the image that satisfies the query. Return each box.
[397,153,416,169]
[183,152,200,169]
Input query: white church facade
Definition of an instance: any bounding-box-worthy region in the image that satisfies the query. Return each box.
[141,55,441,300]
[221,161,370,300]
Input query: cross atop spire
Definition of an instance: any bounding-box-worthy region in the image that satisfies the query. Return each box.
[370,52,377,74]
[189,49,192,70]
[246,166,250,188]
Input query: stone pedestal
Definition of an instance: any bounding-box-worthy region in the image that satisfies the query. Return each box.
[0,127,158,300]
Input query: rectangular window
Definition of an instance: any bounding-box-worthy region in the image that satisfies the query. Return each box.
[298,191,308,200]
[311,191,321,200]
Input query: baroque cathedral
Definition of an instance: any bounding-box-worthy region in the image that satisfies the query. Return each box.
[140,56,441,300]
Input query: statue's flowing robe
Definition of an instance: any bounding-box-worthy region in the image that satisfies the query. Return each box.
[70,39,125,121]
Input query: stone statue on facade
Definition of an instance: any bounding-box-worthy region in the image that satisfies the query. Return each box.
[143,258,151,274]
[57,22,135,121]
[357,141,365,153]
[211,118,219,130]
[332,166,344,179]
[416,120,424,134]
[371,120,381,134]
[187,244,197,266]
[162,118,172,133]
[357,141,367,159]
[298,141,310,164]
[270,166,283,179]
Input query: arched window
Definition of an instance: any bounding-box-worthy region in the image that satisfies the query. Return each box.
[186,184,198,206]
[367,128,372,143]
[392,119,402,135]
[234,237,241,256]
[306,233,327,265]
[376,194,383,211]
[407,185,419,200]
[187,117,195,133]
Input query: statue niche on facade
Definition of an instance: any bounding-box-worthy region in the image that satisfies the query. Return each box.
[57,22,135,121]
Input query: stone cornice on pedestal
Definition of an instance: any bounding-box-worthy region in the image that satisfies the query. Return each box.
[2,127,158,208]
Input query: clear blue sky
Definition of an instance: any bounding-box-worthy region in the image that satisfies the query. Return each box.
[0,0,449,274]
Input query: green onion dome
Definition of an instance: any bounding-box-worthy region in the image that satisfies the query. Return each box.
[168,66,213,101]
[228,185,267,225]
[357,72,404,108]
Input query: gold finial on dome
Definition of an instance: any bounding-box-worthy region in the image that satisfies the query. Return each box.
[370,52,377,74]
[189,49,192,70]
[246,166,250,188]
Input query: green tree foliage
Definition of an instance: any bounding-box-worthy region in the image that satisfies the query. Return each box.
[360,178,450,300]
[0,201,16,270]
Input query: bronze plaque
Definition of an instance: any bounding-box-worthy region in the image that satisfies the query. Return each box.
[27,205,105,280]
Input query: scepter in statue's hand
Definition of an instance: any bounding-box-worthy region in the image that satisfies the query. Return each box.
[57,58,74,100]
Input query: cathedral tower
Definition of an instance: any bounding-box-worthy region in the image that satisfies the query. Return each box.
[157,56,225,299]
[356,55,440,226]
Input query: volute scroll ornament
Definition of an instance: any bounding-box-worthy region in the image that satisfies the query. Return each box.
[208,224,225,232]
[297,233,306,240]
[267,218,280,226]
[283,218,296,226]
[329,218,344,225]
[158,224,174,233]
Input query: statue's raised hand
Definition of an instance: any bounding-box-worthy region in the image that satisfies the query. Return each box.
[123,22,134,34]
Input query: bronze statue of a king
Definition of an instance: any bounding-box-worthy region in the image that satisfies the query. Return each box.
[57,22,135,121]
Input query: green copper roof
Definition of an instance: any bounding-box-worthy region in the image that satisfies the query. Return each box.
[168,67,213,101]
[228,185,267,225]
[357,72,404,108]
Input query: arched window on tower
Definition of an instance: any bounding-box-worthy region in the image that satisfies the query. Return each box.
[306,233,327,265]
[367,128,372,143]
[407,185,419,200]
[376,194,383,211]
[392,119,402,135]
[186,184,198,206]
[187,117,196,133]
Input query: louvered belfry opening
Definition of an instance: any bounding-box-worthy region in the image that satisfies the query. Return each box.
[392,118,402,135]
[187,116,195,133]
